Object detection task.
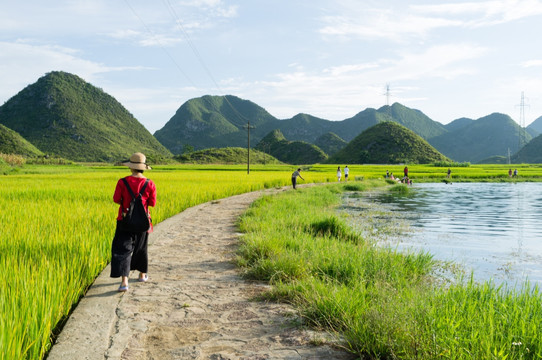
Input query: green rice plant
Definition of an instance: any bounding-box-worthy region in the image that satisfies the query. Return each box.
[311,164,542,182]
[0,165,331,360]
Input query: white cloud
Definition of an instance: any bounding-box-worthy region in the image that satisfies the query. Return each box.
[178,0,238,18]
[521,59,542,67]
[319,0,542,41]
[414,0,542,26]
[0,41,148,104]
[320,11,461,41]
[232,43,488,121]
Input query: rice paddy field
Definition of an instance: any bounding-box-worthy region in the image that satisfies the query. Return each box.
[3,162,542,359]
[0,164,331,360]
[311,163,542,182]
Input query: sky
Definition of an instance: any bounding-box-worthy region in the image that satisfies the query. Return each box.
[2,0,542,133]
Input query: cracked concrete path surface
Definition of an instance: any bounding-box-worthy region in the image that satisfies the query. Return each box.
[47,188,355,360]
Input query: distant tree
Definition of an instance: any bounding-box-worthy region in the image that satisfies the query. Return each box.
[182,144,195,154]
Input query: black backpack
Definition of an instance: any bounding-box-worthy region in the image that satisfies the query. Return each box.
[120,178,150,233]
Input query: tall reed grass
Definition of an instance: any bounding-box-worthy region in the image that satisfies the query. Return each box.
[237,183,542,359]
[0,165,330,360]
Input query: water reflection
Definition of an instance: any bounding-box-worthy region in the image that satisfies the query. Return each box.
[343,182,542,287]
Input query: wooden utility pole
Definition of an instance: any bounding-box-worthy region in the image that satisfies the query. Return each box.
[245,120,255,174]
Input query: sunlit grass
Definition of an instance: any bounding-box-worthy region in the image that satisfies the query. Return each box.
[4,161,542,359]
[237,183,542,359]
[312,163,542,182]
[0,164,330,360]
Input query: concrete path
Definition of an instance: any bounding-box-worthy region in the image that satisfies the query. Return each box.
[47,188,355,360]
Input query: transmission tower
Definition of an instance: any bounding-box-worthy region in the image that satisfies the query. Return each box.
[383,83,393,118]
[384,83,391,106]
[517,92,529,153]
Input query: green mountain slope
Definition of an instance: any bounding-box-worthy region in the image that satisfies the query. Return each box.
[444,117,474,132]
[154,95,280,153]
[175,147,281,164]
[0,123,43,156]
[327,121,449,164]
[255,129,327,164]
[314,132,347,156]
[154,95,448,153]
[378,103,447,139]
[527,116,542,134]
[428,113,532,163]
[0,71,172,162]
[511,134,542,163]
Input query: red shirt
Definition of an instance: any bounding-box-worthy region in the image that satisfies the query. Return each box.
[113,176,157,222]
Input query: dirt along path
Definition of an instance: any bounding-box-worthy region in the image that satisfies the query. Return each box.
[47,186,355,360]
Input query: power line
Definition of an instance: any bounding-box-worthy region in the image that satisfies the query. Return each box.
[123,0,196,87]
[162,0,222,91]
[160,0,256,173]
[125,0,256,171]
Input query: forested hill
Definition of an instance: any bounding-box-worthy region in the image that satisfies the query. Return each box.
[0,123,43,157]
[154,95,281,154]
[327,121,449,164]
[153,95,448,154]
[0,71,172,162]
[428,113,533,163]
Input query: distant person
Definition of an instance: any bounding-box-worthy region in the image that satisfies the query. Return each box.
[390,173,395,180]
[111,152,157,292]
[404,166,409,178]
[344,166,349,181]
[509,169,513,177]
[337,166,342,182]
[513,168,518,177]
[447,168,451,178]
[291,168,304,189]
[386,170,390,178]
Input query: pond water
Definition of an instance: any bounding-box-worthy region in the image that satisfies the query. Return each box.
[342,182,542,287]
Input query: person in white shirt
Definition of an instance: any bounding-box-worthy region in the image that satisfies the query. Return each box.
[291,168,305,189]
[337,166,341,182]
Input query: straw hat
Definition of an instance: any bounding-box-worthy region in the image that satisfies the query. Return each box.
[122,152,151,170]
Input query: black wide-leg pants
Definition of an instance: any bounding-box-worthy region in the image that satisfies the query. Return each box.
[110,221,149,278]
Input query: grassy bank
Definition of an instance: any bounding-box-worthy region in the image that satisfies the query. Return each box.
[237,183,542,359]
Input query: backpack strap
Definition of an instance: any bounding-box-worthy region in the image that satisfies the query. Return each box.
[139,179,150,197]
[122,177,150,199]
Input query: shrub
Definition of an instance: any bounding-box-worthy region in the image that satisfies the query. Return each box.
[0,153,26,166]
[433,161,470,167]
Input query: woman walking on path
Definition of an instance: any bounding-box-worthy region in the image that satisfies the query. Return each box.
[337,166,342,182]
[111,152,157,292]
